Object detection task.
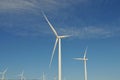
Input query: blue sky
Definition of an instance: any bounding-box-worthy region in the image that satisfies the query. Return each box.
[0,0,120,80]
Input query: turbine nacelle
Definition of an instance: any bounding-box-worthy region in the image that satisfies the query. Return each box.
[84,58,88,60]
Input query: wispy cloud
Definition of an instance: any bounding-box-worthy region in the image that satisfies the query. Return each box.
[0,0,87,13]
[57,26,120,39]
[0,22,48,37]
[0,0,120,39]
[1,19,120,39]
[0,0,35,12]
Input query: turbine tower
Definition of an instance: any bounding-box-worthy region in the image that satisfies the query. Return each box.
[73,47,88,80]
[42,12,70,80]
[0,68,8,80]
[42,72,46,80]
[18,71,25,80]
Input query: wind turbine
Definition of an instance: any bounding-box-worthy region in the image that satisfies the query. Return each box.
[0,68,8,80]
[53,75,57,80]
[63,77,66,80]
[38,72,46,80]
[42,12,70,80]
[42,72,46,80]
[73,47,88,80]
[18,71,25,80]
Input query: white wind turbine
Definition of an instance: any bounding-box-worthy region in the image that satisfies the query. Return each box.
[42,72,46,80]
[73,47,88,80]
[42,12,70,80]
[38,72,46,80]
[0,68,8,80]
[53,75,57,80]
[18,71,25,80]
[63,77,66,80]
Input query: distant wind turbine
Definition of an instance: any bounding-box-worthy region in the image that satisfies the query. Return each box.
[63,77,66,80]
[54,75,57,80]
[42,12,71,80]
[18,71,25,80]
[42,72,46,80]
[38,72,46,80]
[0,68,8,80]
[73,47,88,80]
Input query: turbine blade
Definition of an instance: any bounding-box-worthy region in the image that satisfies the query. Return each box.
[22,71,24,76]
[3,68,8,74]
[49,38,58,68]
[73,58,84,60]
[60,35,72,38]
[42,12,58,37]
[23,76,26,80]
[42,72,45,80]
[18,70,24,77]
[84,47,88,58]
